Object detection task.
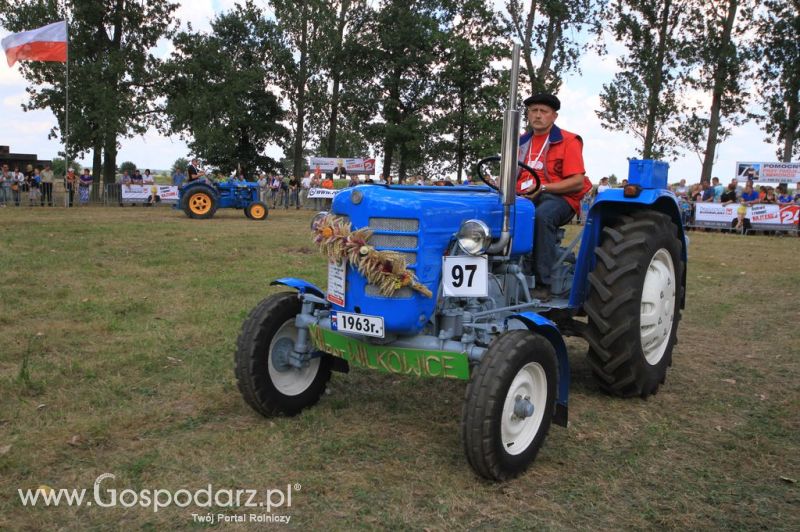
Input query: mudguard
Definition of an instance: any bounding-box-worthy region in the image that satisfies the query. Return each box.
[508,312,570,427]
[571,188,687,310]
[270,278,325,299]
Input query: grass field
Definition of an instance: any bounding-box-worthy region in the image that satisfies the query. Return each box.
[0,206,798,530]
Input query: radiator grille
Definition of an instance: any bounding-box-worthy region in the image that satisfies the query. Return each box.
[369,217,419,231]
[369,234,418,249]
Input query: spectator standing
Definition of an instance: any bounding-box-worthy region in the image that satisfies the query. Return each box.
[741,181,758,205]
[721,183,738,204]
[0,164,10,207]
[348,174,360,187]
[132,169,143,185]
[12,167,23,206]
[793,181,800,203]
[142,169,154,184]
[258,173,269,204]
[711,177,724,202]
[674,178,688,199]
[321,174,334,209]
[300,170,312,208]
[597,176,610,194]
[40,164,54,206]
[269,175,280,207]
[79,168,93,205]
[64,168,77,207]
[289,175,300,209]
[762,187,777,204]
[777,184,792,204]
[701,181,715,202]
[310,173,322,210]
[280,175,290,209]
[28,168,41,206]
[172,167,186,187]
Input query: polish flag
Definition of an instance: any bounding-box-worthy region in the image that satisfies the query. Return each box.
[1,21,67,67]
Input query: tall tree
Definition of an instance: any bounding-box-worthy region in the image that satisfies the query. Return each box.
[432,0,508,182]
[0,0,178,185]
[596,0,688,160]
[505,0,605,94]
[681,0,755,182]
[160,1,288,178]
[753,0,800,162]
[271,0,331,179]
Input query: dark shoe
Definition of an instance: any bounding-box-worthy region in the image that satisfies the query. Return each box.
[531,285,551,301]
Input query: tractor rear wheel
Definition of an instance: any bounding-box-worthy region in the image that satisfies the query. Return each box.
[584,210,683,398]
[461,330,557,481]
[183,188,217,219]
[246,201,268,220]
[235,292,331,417]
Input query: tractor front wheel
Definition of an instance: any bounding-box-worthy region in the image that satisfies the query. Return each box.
[461,330,557,481]
[235,292,331,416]
[246,201,268,220]
[584,210,684,398]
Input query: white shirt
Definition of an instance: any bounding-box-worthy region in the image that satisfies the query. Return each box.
[301,176,312,189]
[597,184,610,193]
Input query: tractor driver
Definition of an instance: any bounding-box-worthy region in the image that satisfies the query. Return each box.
[186,158,206,184]
[517,93,592,299]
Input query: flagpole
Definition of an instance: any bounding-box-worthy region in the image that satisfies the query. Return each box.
[64,19,69,207]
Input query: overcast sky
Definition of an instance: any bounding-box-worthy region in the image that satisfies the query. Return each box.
[0,0,783,182]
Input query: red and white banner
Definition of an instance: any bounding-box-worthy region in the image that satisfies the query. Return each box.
[1,21,67,67]
[309,157,376,175]
[694,202,799,227]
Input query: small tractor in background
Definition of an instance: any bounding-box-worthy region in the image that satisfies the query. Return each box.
[234,45,687,480]
[178,178,268,220]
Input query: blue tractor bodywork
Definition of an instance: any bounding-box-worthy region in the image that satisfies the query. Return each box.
[176,179,267,219]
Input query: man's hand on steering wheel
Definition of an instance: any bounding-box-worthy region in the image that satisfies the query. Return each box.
[474,156,542,196]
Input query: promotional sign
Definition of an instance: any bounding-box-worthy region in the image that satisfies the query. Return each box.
[309,157,376,175]
[307,188,339,199]
[736,161,800,184]
[694,202,799,229]
[121,185,180,203]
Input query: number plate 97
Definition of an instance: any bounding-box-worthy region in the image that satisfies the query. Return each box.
[442,256,488,297]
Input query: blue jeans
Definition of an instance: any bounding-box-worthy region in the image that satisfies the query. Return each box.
[0,186,8,205]
[533,194,575,285]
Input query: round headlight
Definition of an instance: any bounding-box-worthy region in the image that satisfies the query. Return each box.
[310,211,329,230]
[457,219,491,255]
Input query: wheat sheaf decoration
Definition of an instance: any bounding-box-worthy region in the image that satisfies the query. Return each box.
[312,214,432,298]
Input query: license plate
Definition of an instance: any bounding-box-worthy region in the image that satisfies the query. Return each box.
[442,255,489,297]
[327,259,346,306]
[331,311,385,338]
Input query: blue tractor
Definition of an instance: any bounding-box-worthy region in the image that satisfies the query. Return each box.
[234,46,687,480]
[177,178,268,220]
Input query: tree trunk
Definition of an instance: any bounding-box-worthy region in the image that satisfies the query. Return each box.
[382,139,394,181]
[643,0,672,159]
[398,142,407,184]
[535,15,562,92]
[292,2,309,180]
[700,0,738,183]
[382,70,402,180]
[456,90,466,183]
[326,0,349,157]
[783,90,798,162]
[91,142,102,201]
[103,131,117,186]
[520,1,538,95]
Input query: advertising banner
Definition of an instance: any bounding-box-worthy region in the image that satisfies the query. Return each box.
[307,188,339,199]
[694,202,799,229]
[121,185,180,203]
[309,157,376,175]
[736,161,800,184]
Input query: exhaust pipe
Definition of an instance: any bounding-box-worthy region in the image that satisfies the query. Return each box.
[487,43,521,254]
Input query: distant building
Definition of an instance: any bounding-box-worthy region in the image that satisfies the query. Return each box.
[0,145,52,171]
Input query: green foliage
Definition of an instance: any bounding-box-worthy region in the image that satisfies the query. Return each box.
[118,161,137,175]
[752,0,800,161]
[160,1,288,179]
[596,0,687,160]
[51,157,82,176]
[171,157,188,174]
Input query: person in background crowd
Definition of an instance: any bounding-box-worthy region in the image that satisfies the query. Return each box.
[10,166,22,206]
[794,181,800,204]
[776,184,793,204]
[172,166,186,187]
[762,187,777,204]
[711,177,724,202]
[597,176,610,194]
[79,168,93,205]
[300,170,312,208]
[28,167,41,206]
[258,173,269,204]
[280,174,290,209]
[721,182,738,204]
[701,180,715,202]
[321,174,334,209]
[289,175,300,209]
[22,164,33,194]
[310,172,322,210]
[348,174,359,187]
[731,201,751,235]
[142,169,154,184]
[65,168,77,207]
[269,174,281,207]
[741,181,758,205]
[132,169,143,185]
[0,164,10,207]
[40,164,54,206]
[674,178,688,199]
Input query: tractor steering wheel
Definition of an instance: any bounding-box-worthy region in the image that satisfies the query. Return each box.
[474,156,542,196]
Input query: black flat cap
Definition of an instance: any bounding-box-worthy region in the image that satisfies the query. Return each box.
[524,93,560,111]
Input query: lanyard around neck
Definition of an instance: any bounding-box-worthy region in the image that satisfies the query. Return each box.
[528,135,549,168]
